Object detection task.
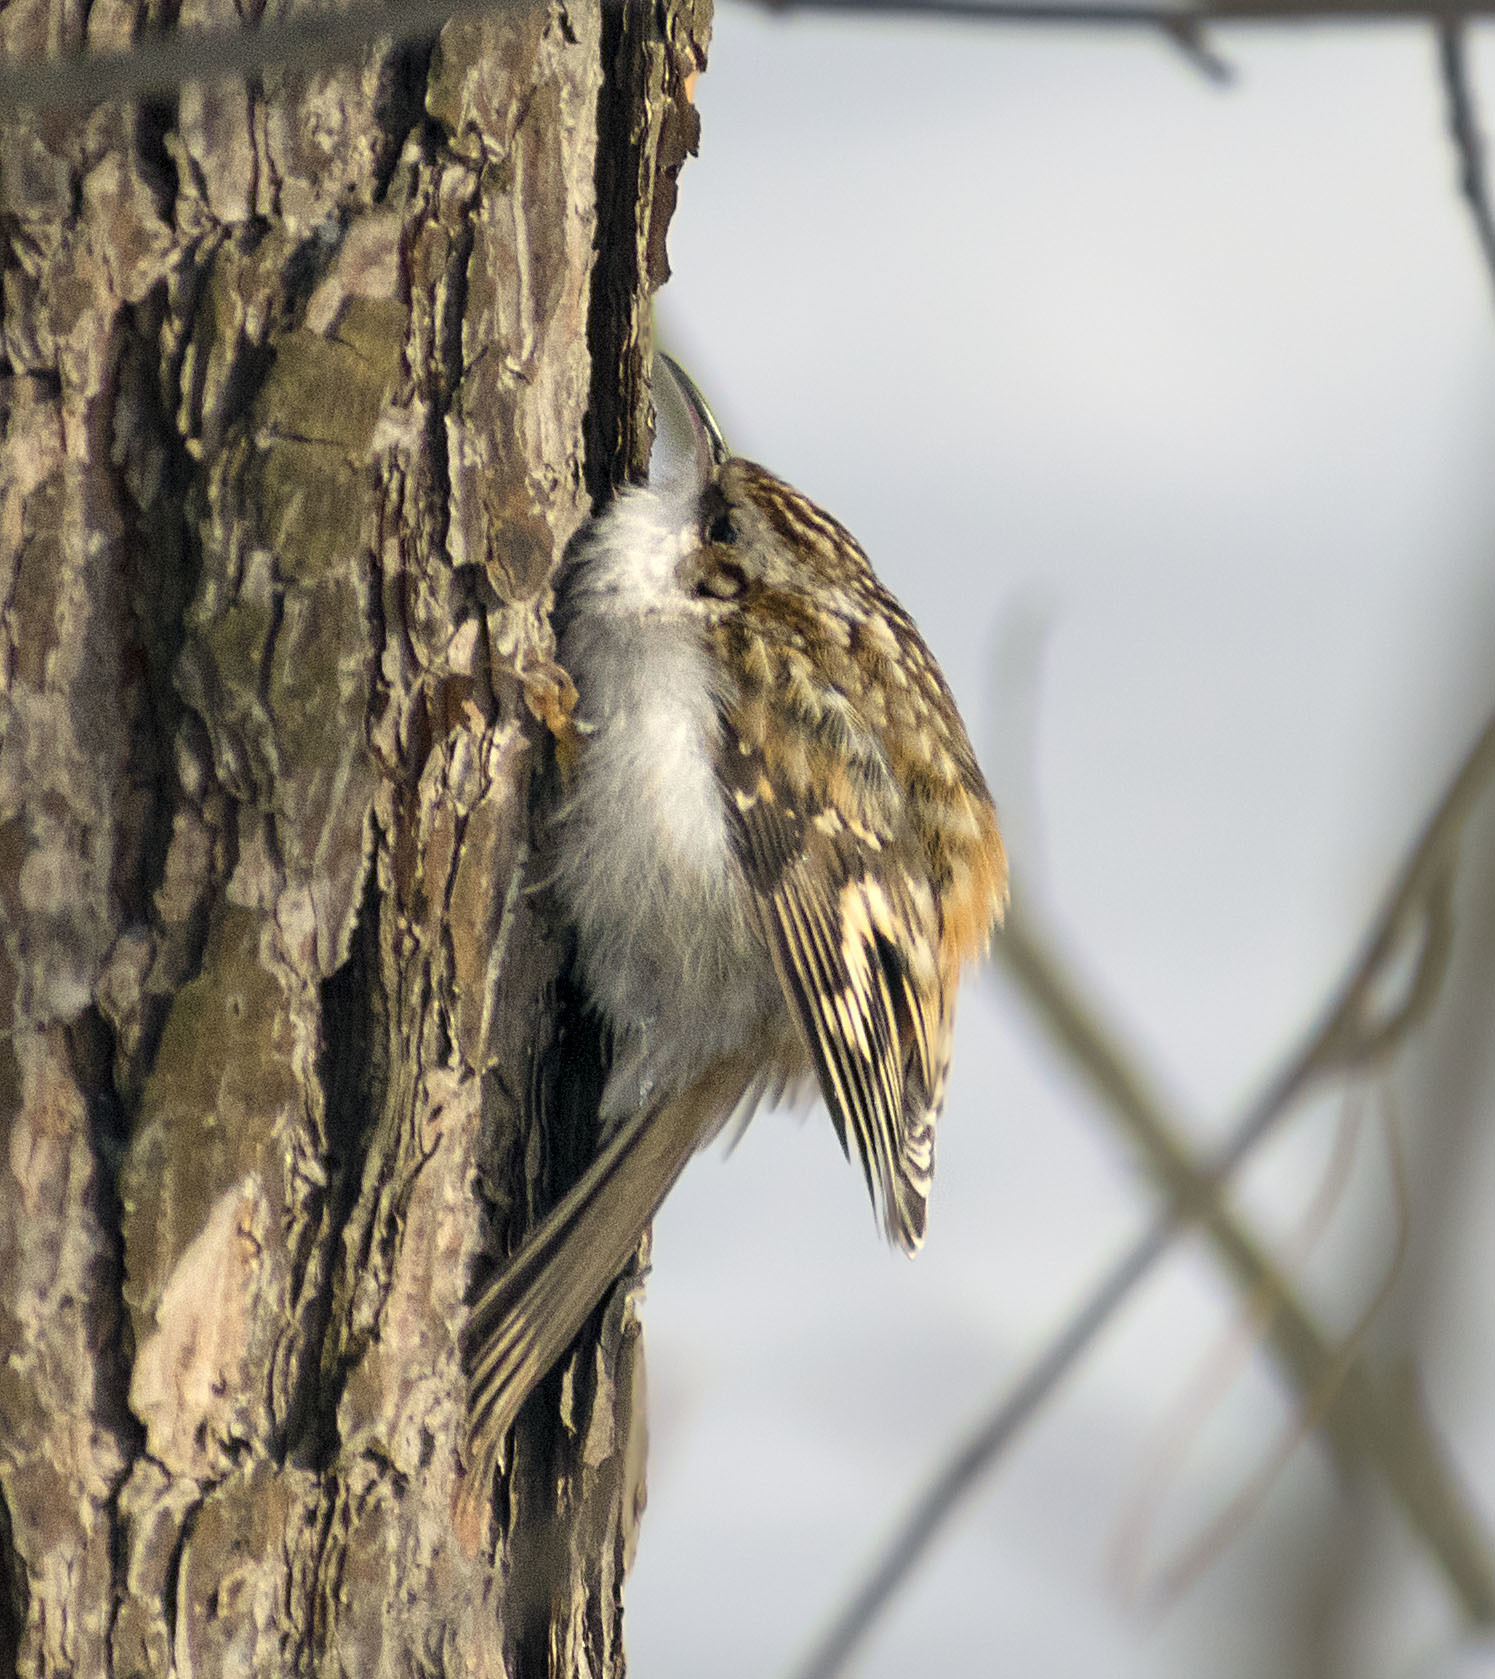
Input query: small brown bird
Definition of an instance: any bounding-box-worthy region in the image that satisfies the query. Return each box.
[463,359,1007,1484]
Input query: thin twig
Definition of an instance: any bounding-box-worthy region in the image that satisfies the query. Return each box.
[791,708,1495,1679]
[1160,13,1235,82]
[1110,1088,1368,1605]
[1437,14,1495,303]
[1117,1090,1411,1609]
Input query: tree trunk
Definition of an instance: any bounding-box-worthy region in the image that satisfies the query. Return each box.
[0,0,709,1671]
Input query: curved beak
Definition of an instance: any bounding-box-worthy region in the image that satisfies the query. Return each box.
[657,352,730,479]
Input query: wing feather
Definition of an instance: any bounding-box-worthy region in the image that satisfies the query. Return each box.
[777,867,889,1202]
[719,725,946,1251]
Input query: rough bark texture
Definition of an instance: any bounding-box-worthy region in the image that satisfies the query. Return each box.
[0,0,710,1671]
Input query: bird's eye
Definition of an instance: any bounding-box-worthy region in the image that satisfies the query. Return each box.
[706,508,737,545]
[696,559,748,600]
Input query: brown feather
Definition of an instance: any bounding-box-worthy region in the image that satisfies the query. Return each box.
[719,720,944,1252]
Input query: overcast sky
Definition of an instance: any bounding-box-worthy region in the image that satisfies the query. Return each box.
[626,13,1495,1676]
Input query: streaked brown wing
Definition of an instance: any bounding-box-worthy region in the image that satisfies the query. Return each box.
[718,728,945,1252]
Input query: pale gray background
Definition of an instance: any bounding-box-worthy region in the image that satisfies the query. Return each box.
[629,14,1495,1675]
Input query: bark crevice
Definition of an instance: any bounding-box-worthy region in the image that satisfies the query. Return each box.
[583,1,654,503]
[0,1481,23,1679]
[298,871,385,1469]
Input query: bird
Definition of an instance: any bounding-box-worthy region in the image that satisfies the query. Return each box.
[461,356,1007,1493]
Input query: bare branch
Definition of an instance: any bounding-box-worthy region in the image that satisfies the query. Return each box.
[1114,1091,1410,1609]
[8,0,1495,117]
[0,0,500,111]
[1160,13,1235,83]
[791,708,1495,1679]
[761,0,1495,18]
[1437,15,1495,303]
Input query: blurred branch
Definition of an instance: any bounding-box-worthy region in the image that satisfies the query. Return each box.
[768,2,1495,278]
[792,708,1495,1679]
[1438,15,1495,302]
[1115,1091,1409,1609]
[0,0,498,110]
[758,0,1240,79]
[6,0,1495,114]
[760,0,1495,18]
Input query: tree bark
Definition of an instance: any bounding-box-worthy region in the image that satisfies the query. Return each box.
[0,0,709,1671]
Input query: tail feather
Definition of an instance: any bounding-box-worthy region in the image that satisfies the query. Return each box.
[460,1039,781,1514]
[461,1052,763,1500]
[462,1096,690,1452]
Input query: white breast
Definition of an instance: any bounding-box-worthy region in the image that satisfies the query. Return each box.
[551,485,780,1121]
